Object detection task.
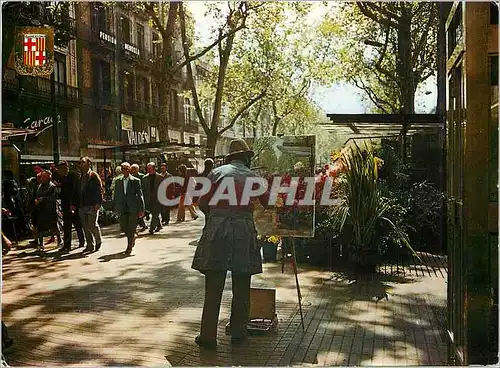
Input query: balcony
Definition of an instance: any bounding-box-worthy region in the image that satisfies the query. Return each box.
[3,69,81,105]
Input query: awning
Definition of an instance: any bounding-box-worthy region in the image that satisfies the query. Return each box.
[2,124,39,140]
[102,141,205,157]
[321,114,443,136]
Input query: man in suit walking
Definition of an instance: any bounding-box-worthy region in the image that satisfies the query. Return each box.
[114,162,145,254]
[54,161,85,252]
[141,162,165,234]
[131,163,147,232]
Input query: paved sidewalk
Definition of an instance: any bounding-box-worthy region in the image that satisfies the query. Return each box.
[2,214,447,366]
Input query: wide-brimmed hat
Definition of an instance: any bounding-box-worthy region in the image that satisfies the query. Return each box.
[226,138,254,159]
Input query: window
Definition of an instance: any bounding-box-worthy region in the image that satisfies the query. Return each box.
[54,58,66,98]
[121,16,131,43]
[184,97,190,125]
[143,77,150,104]
[152,32,161,58]
[122,71,134,108]
[189,136,195,145]
[152,82,159,106]
[94,3,110,31]
[137,23,145,51]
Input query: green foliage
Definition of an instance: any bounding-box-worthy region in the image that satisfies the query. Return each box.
[333,143,417,274]
[322,2,438,113]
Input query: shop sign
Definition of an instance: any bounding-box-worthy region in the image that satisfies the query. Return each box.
[127,130,150,145]
[124,43,140,56]
[100,31,116,45]
[150,126,160,142]
[23,114,61,130]
[121,114,133,131]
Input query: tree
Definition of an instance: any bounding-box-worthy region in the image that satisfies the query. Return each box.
[2,2,75,71]
[322,2,438,114]
[179,2,270,157]
[122,2,250,141]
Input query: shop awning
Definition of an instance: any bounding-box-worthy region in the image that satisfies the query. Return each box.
[102,141,205,156]
[321,113,443,136]
[2,124,39,140]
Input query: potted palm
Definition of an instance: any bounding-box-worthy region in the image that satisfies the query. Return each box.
[333,144,419,276]
[259,235,281,262]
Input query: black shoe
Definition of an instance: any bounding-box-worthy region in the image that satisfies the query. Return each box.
[84,246,94,253]
[60,247,70,254]
[77,243,84,248]
[95,243,101,251]
[139,226,147,232]
[148,230,155,235]
[195,335,217,349]
[155,227,161,232]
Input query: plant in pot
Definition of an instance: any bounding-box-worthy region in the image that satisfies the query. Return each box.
[259,235,281,262]
[333,144,418,277]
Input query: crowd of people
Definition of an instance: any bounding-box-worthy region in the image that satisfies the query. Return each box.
[1,157,216,255]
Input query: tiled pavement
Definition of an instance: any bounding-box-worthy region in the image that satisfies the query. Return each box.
[2,213,448,366]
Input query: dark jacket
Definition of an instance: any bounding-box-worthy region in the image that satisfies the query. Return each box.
[34,182,58,231]
[57,171,81,210]
[113,175,145,214]
[141,172,164,212]
[192,161,268,275]
[80,170,103,207]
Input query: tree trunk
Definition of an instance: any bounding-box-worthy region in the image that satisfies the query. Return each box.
[156,2,178,142]
[206,129,218,158]
[398,4,414,115]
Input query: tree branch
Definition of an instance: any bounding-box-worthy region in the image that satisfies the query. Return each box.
[365,2,400,22]
[170,16,246,76]
[411,4,436,68]
[144,2,167,37]
[179,3,209,133]
[375,25,390,69]
[219,92,266,135]
[357,3,398,28]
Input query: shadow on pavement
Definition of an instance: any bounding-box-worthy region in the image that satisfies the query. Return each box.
[98,252,134,262]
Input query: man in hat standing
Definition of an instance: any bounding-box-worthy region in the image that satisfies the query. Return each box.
[55,161,85,252]
[192,138,270,349]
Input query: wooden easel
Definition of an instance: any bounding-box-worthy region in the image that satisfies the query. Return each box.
[281,237,305,331]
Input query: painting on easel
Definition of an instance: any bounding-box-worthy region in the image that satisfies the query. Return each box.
[245,135,316,238]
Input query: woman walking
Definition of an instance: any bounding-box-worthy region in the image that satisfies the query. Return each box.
[176,164,198,222]
[34,171,61,250]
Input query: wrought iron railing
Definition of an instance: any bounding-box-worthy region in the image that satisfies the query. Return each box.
[3,69,81,104]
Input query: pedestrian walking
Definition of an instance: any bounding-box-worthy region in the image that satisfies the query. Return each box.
[192,138,269,349]
[78,157,103,253]
[113,162,145,255]
[141,162,165,234]
[176,164,198,222]
[131,163,148,232]
[160,163,173,226]
[34,170,61,250]
[54,161,85,252]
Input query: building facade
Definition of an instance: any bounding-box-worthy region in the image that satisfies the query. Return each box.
[2,2,200,180]
[443,2,498,364]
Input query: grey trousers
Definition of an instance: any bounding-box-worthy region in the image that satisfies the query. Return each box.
[200,270,251,341]
[79,206,102,249]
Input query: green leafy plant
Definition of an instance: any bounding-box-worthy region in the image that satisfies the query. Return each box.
[333,143,419,275]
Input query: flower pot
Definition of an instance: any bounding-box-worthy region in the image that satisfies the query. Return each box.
[262,241,278,262]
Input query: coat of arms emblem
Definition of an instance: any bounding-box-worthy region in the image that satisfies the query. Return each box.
[15,27,54,76]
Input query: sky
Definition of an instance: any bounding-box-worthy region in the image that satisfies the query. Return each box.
[185,1,437,115]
